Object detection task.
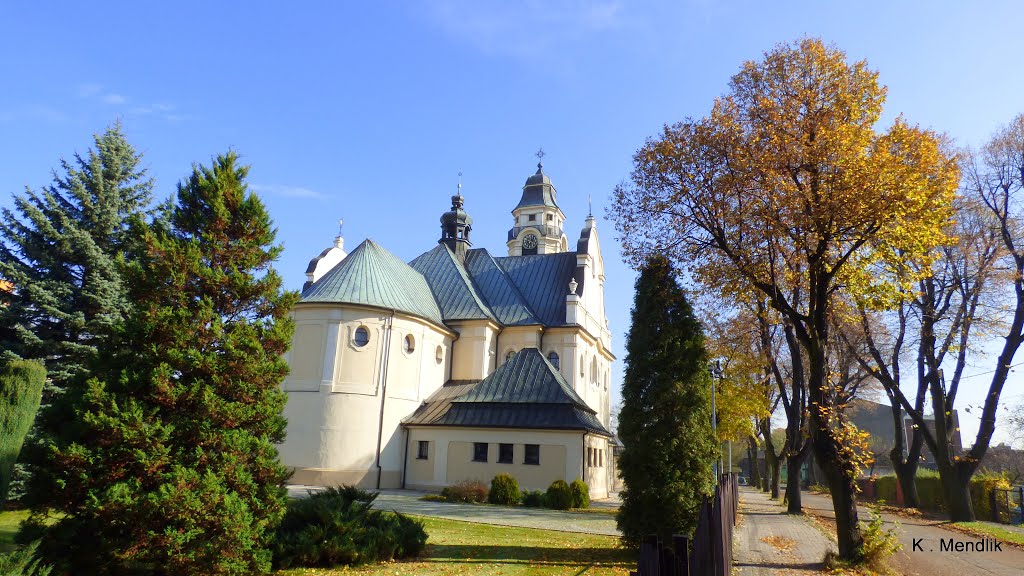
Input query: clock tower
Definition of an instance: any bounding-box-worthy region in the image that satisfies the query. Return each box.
[507,152,569,256]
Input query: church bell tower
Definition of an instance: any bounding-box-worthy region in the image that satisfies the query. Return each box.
[507,150,569,256]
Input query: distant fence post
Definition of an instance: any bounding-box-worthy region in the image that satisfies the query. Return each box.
[991,489,999,523]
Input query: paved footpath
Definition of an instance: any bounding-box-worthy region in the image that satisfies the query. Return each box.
[288,485,620,535]
[796,488,1024,576]
[733,486,833,575]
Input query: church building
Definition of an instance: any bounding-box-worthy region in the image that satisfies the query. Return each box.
[277,159,616,498]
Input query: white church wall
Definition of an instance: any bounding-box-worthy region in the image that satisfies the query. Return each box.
[449,321,497,381]
[279,304,452,489]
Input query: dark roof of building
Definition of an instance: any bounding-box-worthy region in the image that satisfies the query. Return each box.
[515,163,560,210]
[403,348,611,436]
[300,239,445,327]
[410,244,495,322]
[494,252,578,326]
[462,249,541,326]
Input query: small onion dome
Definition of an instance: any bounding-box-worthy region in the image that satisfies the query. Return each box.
[440,194,473,227]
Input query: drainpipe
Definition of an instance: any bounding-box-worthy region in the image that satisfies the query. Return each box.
[581,432,588,482]
[492,326,504,372]
[401,427,410,489]
[375,310,396,489]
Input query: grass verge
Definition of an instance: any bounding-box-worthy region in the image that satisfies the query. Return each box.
[946,521,1024,549]
[279,515,633,575]
[0,509,31,552]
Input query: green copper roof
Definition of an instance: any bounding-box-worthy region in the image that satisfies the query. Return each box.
[495,252,578,326]
[409,244,495,322]
[300,239,445,327]
[515,163,560,210]
[403,348,611,436]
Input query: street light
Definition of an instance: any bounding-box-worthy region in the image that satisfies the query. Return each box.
[709,359,722,478]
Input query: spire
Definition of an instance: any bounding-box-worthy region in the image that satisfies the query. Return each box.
[334,216,344,248]
[535,147,545,172]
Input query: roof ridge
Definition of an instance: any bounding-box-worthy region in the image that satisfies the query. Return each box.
[439,244,497,322]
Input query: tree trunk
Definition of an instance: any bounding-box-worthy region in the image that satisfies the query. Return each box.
[785,447,809,514]
[771,458,781,500]
[938,462,976,521]
[747,436,762,489]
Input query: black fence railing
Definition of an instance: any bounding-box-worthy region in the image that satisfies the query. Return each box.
[630,473,738,576]
[990,486,1024,525]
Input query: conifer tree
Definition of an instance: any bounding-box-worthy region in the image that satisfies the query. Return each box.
[616,255,717,548]
[0,359,46,505]
[26,153,297,575]
[0,123,153,384]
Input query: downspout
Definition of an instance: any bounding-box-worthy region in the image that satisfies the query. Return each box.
[493,326,504,372]
[375,310,396,489]
[401,427,410,489]
[581,432,588,482]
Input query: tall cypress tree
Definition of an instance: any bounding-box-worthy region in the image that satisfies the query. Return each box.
[0,123,153,383]
[27,153,297,575]
[616,255,717,548]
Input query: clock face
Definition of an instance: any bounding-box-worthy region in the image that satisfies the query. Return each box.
[523,233,538,250]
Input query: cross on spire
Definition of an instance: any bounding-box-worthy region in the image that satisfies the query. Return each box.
[535,147,545,169]
[457,170,463,195]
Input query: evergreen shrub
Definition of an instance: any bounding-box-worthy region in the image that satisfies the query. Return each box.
[913,469,944,511]
[0,360,46,505]
[272,486,427,569]
[522,490,545,507]
[545,480,573,510]
[0,539,52,576]
[570,479,590,509]
[488,474,521,505]
[441,479,488,503]
[874,475,897,504]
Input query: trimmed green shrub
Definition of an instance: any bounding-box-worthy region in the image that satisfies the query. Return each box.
[545,480,573,510]
[570,479,590,509]
[272,486,427,569]
[914,469,944,511]
[0,539,52,576]
[441,479,488,503]
[522,490,545,507]
[0,360,46,505]
[488,474,521,505]
[874,475,897,504]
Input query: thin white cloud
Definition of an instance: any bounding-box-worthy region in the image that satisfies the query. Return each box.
[102,93,126,105]
[251,184,330,200]
[424,0,625,60]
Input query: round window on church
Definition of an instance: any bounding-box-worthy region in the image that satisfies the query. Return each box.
[435,345,444,364]
[353,326,370,348]
[404,334,416,354]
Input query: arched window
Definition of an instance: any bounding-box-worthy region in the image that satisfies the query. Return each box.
[547,351,560,369]
[435,345,444,364]
[591,357,598,385]
[403,334,415,354]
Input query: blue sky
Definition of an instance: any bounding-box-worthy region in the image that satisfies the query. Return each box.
[2,1,1022,447]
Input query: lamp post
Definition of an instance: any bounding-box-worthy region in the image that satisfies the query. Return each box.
[709,360,721,478]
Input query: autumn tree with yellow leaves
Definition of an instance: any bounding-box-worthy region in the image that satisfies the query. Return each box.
[611,38,958,560]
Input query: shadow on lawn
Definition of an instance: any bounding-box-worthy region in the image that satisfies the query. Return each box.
[423,543,635,568]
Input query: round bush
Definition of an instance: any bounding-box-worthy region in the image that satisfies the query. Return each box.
[545,480,573,510]
[488,473,521,505]
[570,479,590,509]
[522,490,545,508]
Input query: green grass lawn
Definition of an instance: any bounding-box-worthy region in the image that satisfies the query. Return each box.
[280,516,635,576]
[0,509,31,552]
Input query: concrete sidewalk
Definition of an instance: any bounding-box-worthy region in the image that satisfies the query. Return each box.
[287,485,621,535]
[733,486,834,575]
[795,488,1024,576]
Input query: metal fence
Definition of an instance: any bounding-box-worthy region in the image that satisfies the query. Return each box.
[630,473,738,576]
[990,485,1024,525]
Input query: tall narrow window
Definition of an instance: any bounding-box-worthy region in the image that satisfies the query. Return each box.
[473,442,489,462]
[524,444,540,465]
[498,443,513,464]
[547,351,560,369]
[417,441,429,460]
